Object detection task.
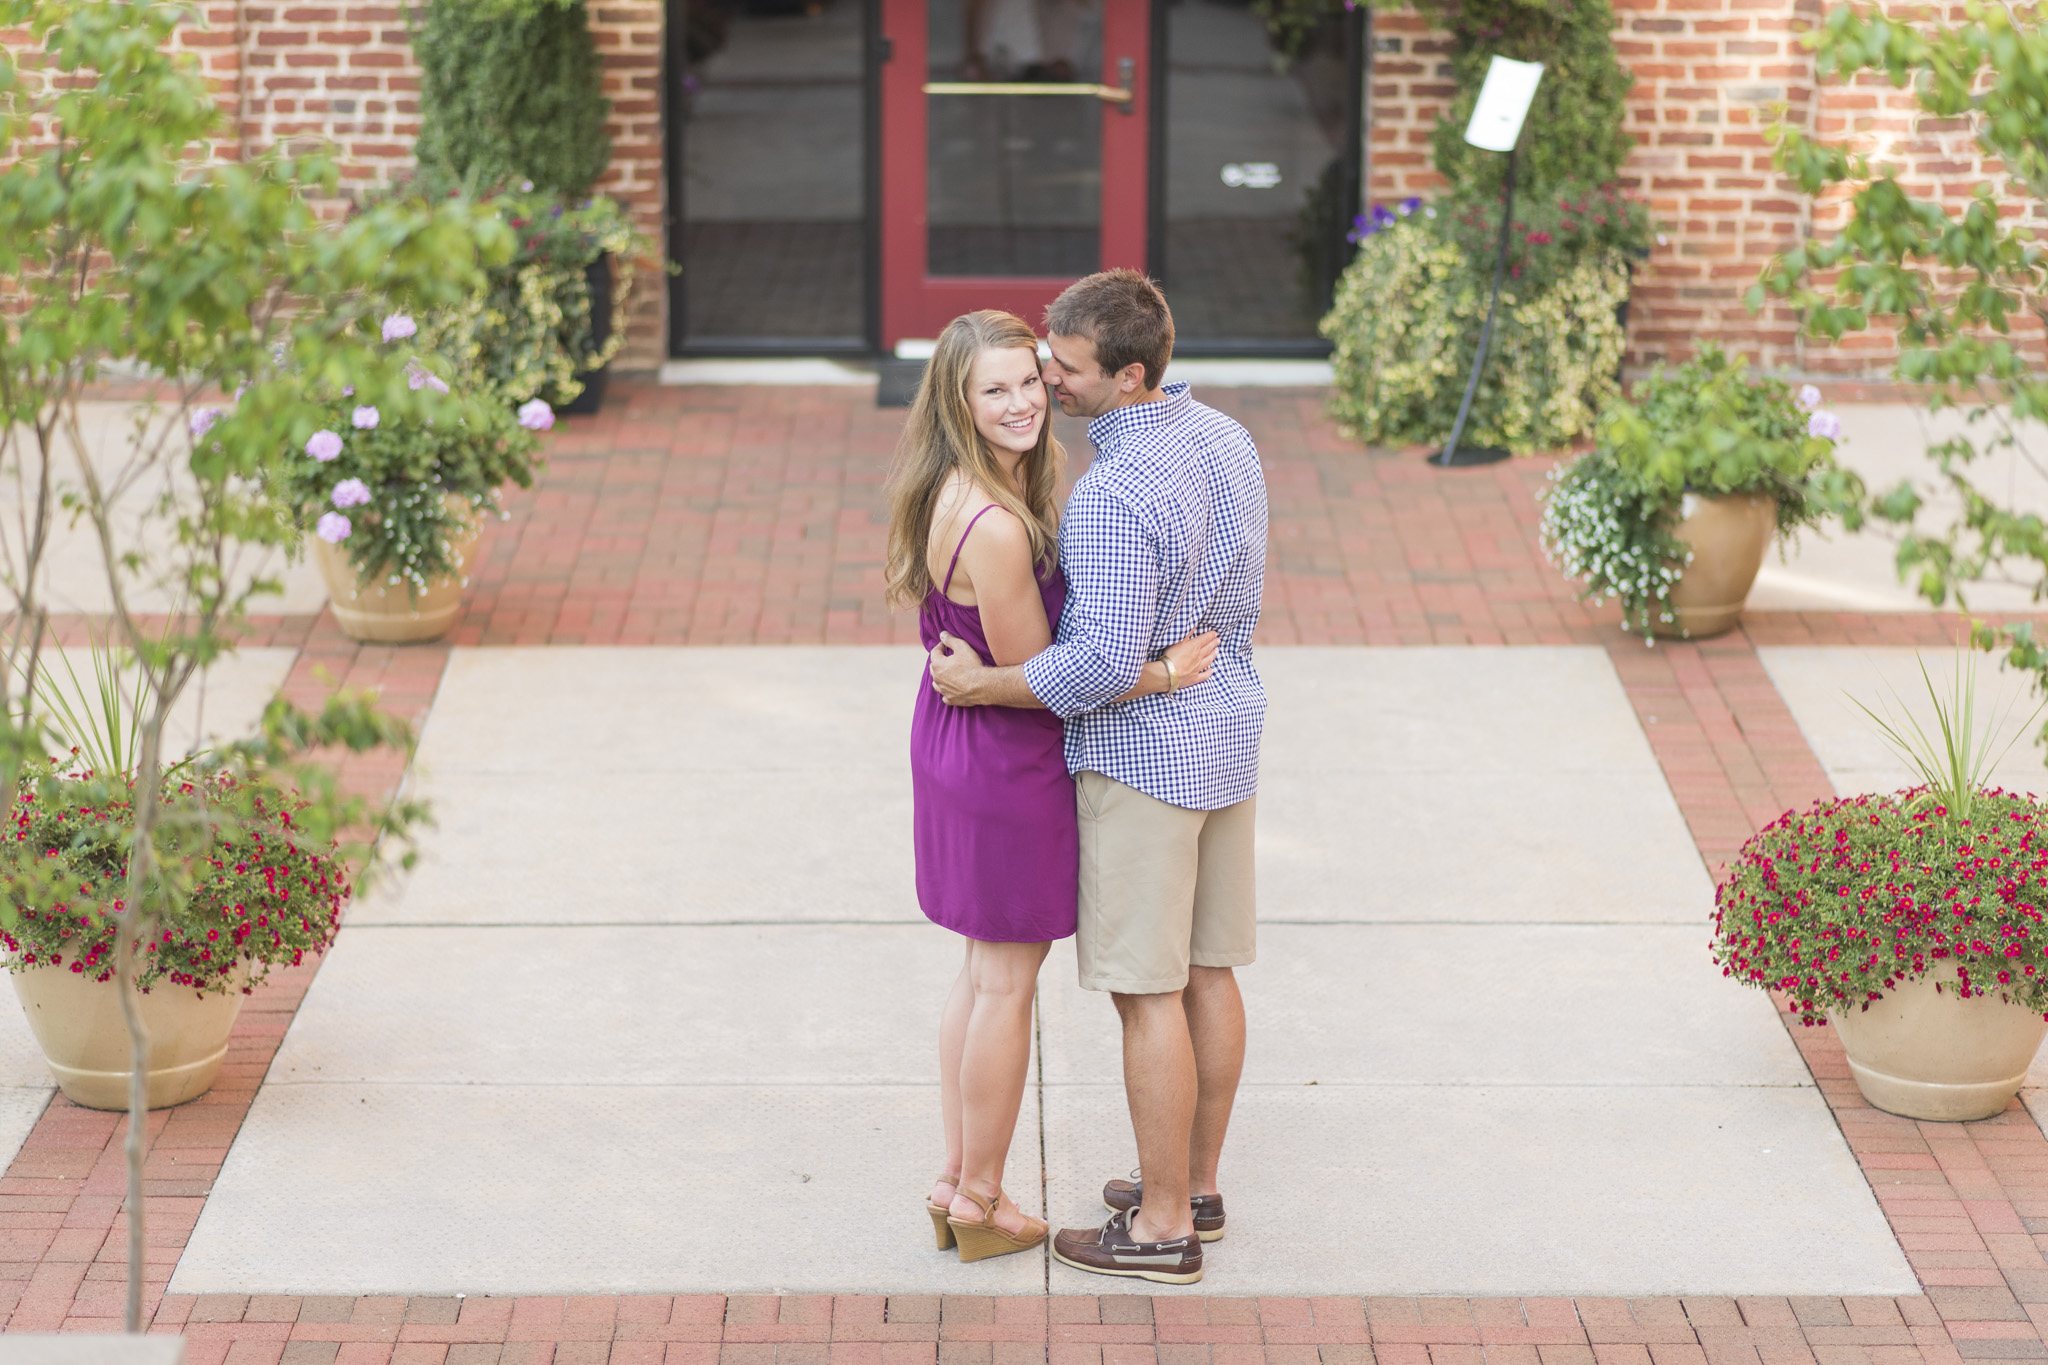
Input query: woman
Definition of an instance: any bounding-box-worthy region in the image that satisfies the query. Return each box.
[884,310,1215,1263]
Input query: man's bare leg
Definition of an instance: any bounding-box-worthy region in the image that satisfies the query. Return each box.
[1183,964,1245,1199]
[1113,987,1198,1243]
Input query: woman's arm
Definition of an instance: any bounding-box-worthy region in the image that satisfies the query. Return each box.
[948,507,1051,667]
[1108,631,1219,703]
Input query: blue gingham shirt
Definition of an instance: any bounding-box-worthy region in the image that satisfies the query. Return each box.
[1022,383,1267,810]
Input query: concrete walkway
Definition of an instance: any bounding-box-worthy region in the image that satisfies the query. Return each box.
[168,647,1908,1297]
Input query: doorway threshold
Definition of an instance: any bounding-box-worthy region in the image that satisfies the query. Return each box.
[659,358,879,386]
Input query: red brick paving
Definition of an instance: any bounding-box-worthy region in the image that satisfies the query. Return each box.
[9,381,2048,1361]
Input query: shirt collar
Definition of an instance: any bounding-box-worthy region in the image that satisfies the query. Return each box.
[1086,381,1192,457]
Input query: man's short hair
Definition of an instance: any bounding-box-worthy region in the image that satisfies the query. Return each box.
[1045,269,1175,391]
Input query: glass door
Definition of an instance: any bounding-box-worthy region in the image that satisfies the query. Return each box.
[878,0,1150,348]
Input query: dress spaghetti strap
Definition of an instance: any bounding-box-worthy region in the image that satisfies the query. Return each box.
[941,504,1003,596]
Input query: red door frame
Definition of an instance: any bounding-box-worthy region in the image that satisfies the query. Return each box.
[878,0,1150,349]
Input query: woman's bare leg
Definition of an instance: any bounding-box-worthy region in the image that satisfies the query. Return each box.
[934,946,974,1207]
[949,938,1050,1238]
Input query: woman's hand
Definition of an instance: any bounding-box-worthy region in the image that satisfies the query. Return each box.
[1114,631,1220,702]
[1162,631,1219,691]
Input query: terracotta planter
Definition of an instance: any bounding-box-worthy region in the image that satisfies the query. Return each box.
[1653,491,1777,639]
[1830,975,2048,1121]
[311,508,479,644]
[10,963,245,1110]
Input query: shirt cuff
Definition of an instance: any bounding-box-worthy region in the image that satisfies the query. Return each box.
[1022,650,1087,720]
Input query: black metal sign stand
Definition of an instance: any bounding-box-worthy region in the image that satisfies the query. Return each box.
[1428,144,1519,469]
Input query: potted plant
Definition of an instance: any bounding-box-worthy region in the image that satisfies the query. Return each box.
[3,760,348,1109]
[1712,654,2048,1121]
[424,185,652,416]
[272,313,544,643]
[1540,346,1852,639]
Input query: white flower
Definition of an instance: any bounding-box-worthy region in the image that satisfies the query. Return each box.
[1807,410,1842,440]
[305,430,343,462]
[331,478,372,509]
[315,512,352,543]
[516,398,555,431]
[1796,384,1823,412]
[381,313,417,342]
[189,407,223,437]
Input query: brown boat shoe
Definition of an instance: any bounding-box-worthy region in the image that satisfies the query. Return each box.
[1102,1174,1225,1242]
[1052,1206,1204,1284]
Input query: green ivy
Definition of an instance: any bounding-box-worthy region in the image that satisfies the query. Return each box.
[410,0,611,201]
[1254,0,1632,197]
[1428,0,1635,198]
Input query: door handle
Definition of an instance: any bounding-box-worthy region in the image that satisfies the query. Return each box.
[923,58,1136,113]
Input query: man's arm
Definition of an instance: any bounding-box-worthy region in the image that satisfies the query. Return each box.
[928,634,1042,708]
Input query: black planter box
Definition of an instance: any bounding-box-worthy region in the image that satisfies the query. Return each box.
[557,254,613,416]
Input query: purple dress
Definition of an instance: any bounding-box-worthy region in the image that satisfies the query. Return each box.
[911,506,1079,943]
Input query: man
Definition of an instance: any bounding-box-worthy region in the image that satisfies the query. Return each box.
[928,269,1267,1285]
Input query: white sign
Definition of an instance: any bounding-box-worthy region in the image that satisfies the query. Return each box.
[1463,56,1543,152]
[1220,162,1282,189]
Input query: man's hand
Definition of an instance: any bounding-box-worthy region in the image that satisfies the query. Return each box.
[929,632,987,706]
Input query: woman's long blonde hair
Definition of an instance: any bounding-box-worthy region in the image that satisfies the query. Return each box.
[884,310,1064,609]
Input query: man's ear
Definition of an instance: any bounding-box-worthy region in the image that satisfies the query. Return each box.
[1117,362,1147,394]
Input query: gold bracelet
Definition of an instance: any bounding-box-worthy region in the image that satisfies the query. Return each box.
[1162,657,1179,694]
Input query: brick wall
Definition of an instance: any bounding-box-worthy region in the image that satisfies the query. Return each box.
[1365,0,2035,379]
[148,1,668,369]
[9,3,2037,379]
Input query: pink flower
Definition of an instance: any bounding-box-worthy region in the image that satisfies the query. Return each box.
[351,405,380,430]
[1807,410,1842,440]
[1797,384,1823,412]
[381,313,417,342]
[330,478,371,509]
[305,430,343,462]
[189,407,223,438]
[517,398,555,431]
[315,512,352,543]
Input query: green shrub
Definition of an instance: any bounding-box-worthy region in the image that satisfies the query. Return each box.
[1322,194,1634,454]
[411,0,611,201]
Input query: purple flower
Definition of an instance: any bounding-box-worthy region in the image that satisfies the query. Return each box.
[305,430,343,462]
[1807,410,1842,440]
[406,363,450,394]
[351,405,380,430]
[1372,204,1398,229]
[315,512,352,543]
[1797,383,1823,412]
[189,407,223,438]
[517,398,555,431]
[341,385,354,397]
[1348,214,1378,242]
[331,478,372,509]
[1398,197,1422,216]
[381,314,417,343]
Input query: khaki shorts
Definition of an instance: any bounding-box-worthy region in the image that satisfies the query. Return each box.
[1075,770,1256,994]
